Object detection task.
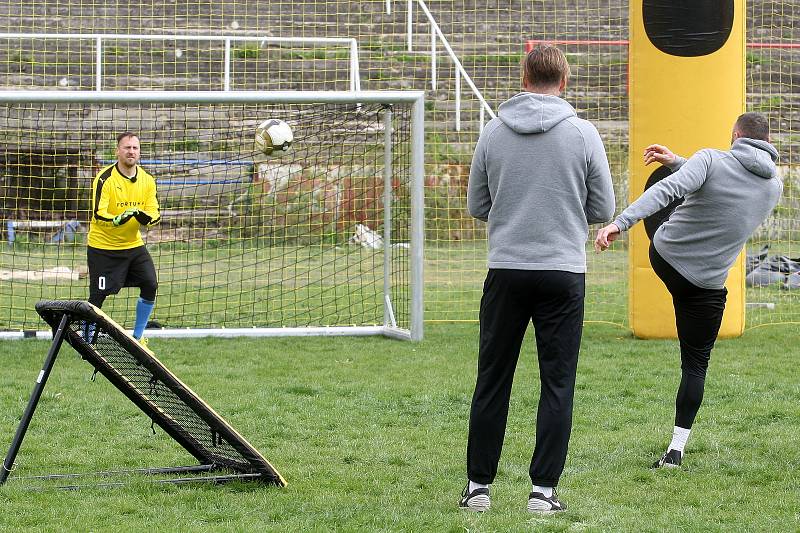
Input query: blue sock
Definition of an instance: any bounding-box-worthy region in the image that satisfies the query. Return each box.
[133,298,155,340]
[84,322,96,343]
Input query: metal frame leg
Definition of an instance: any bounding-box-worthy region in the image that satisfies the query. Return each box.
[0,314,70,485]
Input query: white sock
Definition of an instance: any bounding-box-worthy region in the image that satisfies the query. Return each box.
[468,480,488,493]
[669,426,691,455]
[532,485,553,498]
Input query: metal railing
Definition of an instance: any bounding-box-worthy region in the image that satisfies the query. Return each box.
[2,11,490,131]
[397,0,496,131]
[0,32,362,93]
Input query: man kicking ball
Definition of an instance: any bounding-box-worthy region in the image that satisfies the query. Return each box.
[595,112,782,467]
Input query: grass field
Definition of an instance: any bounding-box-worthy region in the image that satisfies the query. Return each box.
[4,240,798,333]
[3,241,629,334]
[1,323,798,531]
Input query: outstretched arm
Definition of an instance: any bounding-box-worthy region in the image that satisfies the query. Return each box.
[594,149,712,253]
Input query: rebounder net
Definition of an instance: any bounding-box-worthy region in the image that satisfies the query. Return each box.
[32,299,285,486]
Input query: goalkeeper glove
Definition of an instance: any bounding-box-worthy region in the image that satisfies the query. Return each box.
[112,208,139,226]
[134,210,153,225]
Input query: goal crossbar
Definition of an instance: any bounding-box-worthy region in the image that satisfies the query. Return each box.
[0,90,424,104]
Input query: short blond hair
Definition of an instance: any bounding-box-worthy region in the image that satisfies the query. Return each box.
[523,44,571,89]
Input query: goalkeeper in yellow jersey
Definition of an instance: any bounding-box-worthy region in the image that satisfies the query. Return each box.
[87,132,161,343]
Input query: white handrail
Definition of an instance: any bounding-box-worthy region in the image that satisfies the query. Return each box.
[0,32,361,93]
[223,38,231,91]
[430,23,436,90]
[349,39,361,92]
[407,0,414,52]
[1,22,484,128]
[403,1,496,131]
[95,36,102,92]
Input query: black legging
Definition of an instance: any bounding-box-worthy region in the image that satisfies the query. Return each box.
[649,243,727,429]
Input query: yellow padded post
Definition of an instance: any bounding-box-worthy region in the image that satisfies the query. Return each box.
[629,0,746,338]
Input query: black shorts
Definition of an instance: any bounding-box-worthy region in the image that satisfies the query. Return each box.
[87,245,157,299]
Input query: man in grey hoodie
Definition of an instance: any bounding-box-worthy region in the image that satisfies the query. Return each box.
[460,45,616,514]
[595,112,783,468]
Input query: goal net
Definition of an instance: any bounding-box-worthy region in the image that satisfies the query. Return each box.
[0,1,796,333]
[743,2,800,326]
[0,90,424,340]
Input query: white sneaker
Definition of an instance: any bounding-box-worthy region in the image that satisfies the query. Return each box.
[527,489,566,514]
[459,484,490,512]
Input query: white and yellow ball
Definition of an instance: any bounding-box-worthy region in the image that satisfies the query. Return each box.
[255,119,293,156]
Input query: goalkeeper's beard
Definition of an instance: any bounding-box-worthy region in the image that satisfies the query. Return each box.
[118,158,138,176]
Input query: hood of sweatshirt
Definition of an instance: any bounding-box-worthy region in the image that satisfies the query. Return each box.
[497,92,576,134]
[730,138,779,179]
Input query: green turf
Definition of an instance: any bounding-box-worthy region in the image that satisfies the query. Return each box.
[0,241,630,331]
[2,241,797,332]
[0,242,401,330]
[0,323,797,531]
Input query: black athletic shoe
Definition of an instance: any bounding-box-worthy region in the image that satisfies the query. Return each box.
[652,449,682,469]
[527,489,566,514]
[459,484,490,512]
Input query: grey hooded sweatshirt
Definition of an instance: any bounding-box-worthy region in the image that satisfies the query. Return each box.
[468,92,616,272]
[614,138,783,289]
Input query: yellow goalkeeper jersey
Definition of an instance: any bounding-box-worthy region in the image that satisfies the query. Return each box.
[88,163,161,250]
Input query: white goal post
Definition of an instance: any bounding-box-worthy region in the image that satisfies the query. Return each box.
[0,90,425,341]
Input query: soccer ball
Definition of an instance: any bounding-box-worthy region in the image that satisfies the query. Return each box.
[255,119,293,156]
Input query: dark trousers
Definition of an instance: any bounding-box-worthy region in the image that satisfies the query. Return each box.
[467,269,585,487]
[87,246,158,308]
[649,244,727,429]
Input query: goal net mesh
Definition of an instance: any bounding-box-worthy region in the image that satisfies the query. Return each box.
[0,99,413,332]
[0,0,796,331]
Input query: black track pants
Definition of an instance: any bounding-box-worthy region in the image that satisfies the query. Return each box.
[467,269,585,487]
